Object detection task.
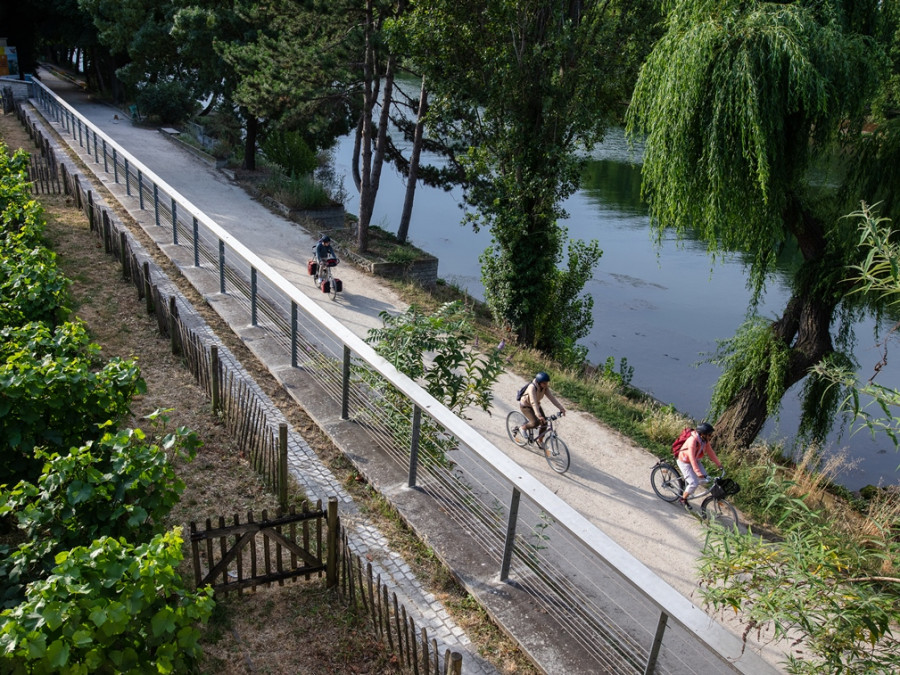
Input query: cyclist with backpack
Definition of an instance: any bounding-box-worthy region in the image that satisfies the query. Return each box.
[514,372,566,449]
[675,422,722,509]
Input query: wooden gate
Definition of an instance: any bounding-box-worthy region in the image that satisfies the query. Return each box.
[189,497,339,595]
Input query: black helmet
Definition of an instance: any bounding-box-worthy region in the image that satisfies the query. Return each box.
[535,372,550,384]
[696,422,714,436]
[321,235,331,243]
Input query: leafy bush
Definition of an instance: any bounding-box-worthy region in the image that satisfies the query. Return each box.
[135,80,196,125]
[0,415,198,606]
[1,146,42,236]
[0,321,145,483]
[4,417,198,552]
[259,171,333,209]
[0,530,215,674]
[699,465,900,674]
[367,301,506,416]
[260,129,318,177]
[0,247,70,327]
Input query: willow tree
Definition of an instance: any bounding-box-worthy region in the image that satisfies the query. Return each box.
[626,0,895,449]
[395,0,659,363]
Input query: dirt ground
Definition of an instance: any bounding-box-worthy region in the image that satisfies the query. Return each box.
[0,109,532,674]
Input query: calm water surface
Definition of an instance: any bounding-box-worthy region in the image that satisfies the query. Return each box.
[334,127,900,490]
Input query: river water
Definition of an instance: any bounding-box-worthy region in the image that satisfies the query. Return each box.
[333,127,900,491]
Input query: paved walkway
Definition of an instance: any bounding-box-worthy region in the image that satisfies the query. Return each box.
[24,66,791,674]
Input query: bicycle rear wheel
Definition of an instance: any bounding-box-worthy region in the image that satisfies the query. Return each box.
[506,411,528,447]
[700,497,740,530]
[545,434,570,474]
[650,463,684,502]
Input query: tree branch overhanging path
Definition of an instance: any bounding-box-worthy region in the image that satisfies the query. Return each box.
[626,0,899,450]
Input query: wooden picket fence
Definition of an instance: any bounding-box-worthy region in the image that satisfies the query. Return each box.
[189,498,336,595]
[336,530,463,675]
[14,102,63,194]
[189,499,463,674]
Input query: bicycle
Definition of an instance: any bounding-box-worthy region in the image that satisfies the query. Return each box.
[505,411,570,474]
[650,460,740,529]
[311,256,341,300]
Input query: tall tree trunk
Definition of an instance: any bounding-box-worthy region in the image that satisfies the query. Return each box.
[357,32,395,252]
[351,115,363,193]
[242,113,258,171]
[715,288,837,449]
[397,76,427,244]
[357,0,377,253]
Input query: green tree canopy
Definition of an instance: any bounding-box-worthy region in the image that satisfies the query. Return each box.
[627,0,896,447]
[397,0,659,362]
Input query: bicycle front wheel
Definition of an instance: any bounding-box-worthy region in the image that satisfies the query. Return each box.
[650,463,684,502]
[700,497,740,530]
[328,270,338,300]
[506,411,528,447]
[545,434,570,474]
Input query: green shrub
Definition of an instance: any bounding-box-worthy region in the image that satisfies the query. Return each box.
[0,247,70,328]
[0,146,41,236]
[3,417,198,550]
[0,321,145,483]
[135,80,196,125]
[0,530,215,674]
[259,171,332,209]
[260,129,317,177]
[1,145,70,327]
[0,415,198,605]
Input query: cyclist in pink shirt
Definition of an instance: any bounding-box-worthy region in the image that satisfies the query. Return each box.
[675,422,722,509]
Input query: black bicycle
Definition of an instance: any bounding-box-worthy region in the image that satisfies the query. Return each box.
[505,411,570,474]
[650,461,740,529]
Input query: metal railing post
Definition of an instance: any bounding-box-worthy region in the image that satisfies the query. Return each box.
[153,184,159,226]
[218,239,226,293]
[643,611,669,675]
[124,158,130,196]
[192,217,199,266]
[138,171,144,209]
[408,405,422,487]
[112,148,118,183]
[93,133,98,163]
[291,302,298,368]
[78,119,83,146]
[251,268,258,326]
[171,199,178,245]
[499,487,521,582]
[341,345,351,420]
[102,139,108,172]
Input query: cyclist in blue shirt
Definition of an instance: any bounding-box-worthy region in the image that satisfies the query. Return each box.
[314,235,337,285]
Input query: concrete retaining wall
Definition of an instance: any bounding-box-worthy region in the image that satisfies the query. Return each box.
[343,249,439,288]
[261,196,345,231]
